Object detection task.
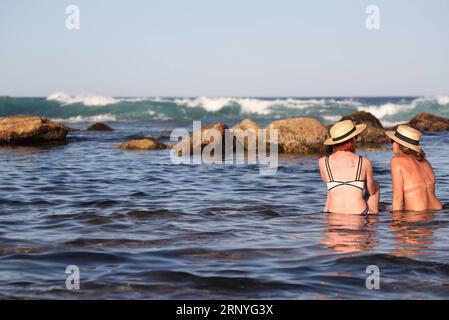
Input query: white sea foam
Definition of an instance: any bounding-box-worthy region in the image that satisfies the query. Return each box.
[357,102,413,119]
[47,92,119,106]
[174,96,360,114]
[52,114,117,123]
[322,115,341,123]
[436,95,449,105]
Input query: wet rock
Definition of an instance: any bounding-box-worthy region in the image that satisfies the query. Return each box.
[265,118,327,154]
[115,138,166,150]
[87,123,113,131]
[408,112,449,132]
[340,111,389,148]
[0,115,70,145]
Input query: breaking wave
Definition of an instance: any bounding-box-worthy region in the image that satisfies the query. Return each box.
[0,92,448,125]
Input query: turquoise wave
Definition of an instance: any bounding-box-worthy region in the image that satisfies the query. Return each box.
[0,94,448,126]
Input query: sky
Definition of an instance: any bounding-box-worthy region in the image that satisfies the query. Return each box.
[0,0,448,97]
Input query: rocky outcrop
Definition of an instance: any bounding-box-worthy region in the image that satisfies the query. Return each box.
[0,115,70,144]
[115,138,166,150]
[408,112,449,132]
[87,123,113,131]
[231,118,260,151]
[174,122,228,156]
[266,118,327,154]
[340,111,389,148]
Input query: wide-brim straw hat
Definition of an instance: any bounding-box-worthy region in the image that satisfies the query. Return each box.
[324,120,367,145]
[385,125,423,153]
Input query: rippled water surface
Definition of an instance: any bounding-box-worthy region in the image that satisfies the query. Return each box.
[1,121,449,299]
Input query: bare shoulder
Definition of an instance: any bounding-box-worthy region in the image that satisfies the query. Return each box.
[318,156,326,166]
[361,156,372,167]
[390,155,406,169]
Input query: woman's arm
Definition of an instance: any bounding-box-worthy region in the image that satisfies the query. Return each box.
[318,157,330,212]
[365,158,377,196]
[318,157,328,183]
[324,193,330,212]
[391,157,404,211]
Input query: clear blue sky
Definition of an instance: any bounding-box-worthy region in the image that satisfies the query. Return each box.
[1,0,448,97]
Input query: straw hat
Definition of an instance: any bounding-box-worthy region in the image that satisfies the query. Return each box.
[324,120,367,145]
[385,125,423,153]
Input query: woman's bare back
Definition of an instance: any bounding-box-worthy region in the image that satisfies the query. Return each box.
[319,152,371,214]
[391,156,442,211]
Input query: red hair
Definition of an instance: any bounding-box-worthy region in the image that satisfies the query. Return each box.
[333,139,356,153]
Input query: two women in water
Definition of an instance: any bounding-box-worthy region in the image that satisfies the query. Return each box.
[319,120,442,214]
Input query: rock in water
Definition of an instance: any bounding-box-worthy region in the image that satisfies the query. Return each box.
[266,118,327,154]
[0,115,70,145]
[231,119,259,151]
[340,111,389,148]
[115,138,166,150]
[408,112,449,132]
[174,123,228,156]
[87,123,113,131]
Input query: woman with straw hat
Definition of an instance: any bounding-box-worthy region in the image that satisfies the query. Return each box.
[386,125,442,211]
[319,120,380,215]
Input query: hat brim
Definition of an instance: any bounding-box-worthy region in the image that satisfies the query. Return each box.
[324,124,367,145]
[385,131,423,153]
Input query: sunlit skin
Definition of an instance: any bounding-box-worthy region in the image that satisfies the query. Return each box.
[390,141,442,211]
[319,138,380,214]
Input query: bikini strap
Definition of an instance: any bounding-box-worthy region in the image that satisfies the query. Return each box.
[325,155,334,182]
[356,156,363,180]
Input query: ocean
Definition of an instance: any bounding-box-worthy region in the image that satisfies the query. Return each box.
[1,94,449,299]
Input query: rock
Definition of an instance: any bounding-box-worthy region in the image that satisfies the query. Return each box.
[265,118,327,154]
[408,112,449,132]
[0,115,70,145]
[232,118,259,132]
[115,138,166,150]
[340,111,389,148]
[231,119,260,151]
[174,122,228,156]
[87,123,113,131]
[385,123,405,131]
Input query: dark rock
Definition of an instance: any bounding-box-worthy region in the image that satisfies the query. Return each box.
[408,112,449,132]
[87,123,113,131]
[339,111,389,148]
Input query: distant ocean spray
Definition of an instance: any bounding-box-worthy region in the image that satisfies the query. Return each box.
[1,92,448,126]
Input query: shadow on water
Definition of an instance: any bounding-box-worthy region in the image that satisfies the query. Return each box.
[0,141,68,155]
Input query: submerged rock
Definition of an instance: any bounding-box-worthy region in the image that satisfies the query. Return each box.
[0,115,70,145]
[266,118,327,154]
[340,111,389,148]
[115,138,166,150]
[87,122,113,131]
[408,112,449,132]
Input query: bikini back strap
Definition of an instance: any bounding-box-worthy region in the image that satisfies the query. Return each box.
[325,155,334,182]
[356,156,363,180]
